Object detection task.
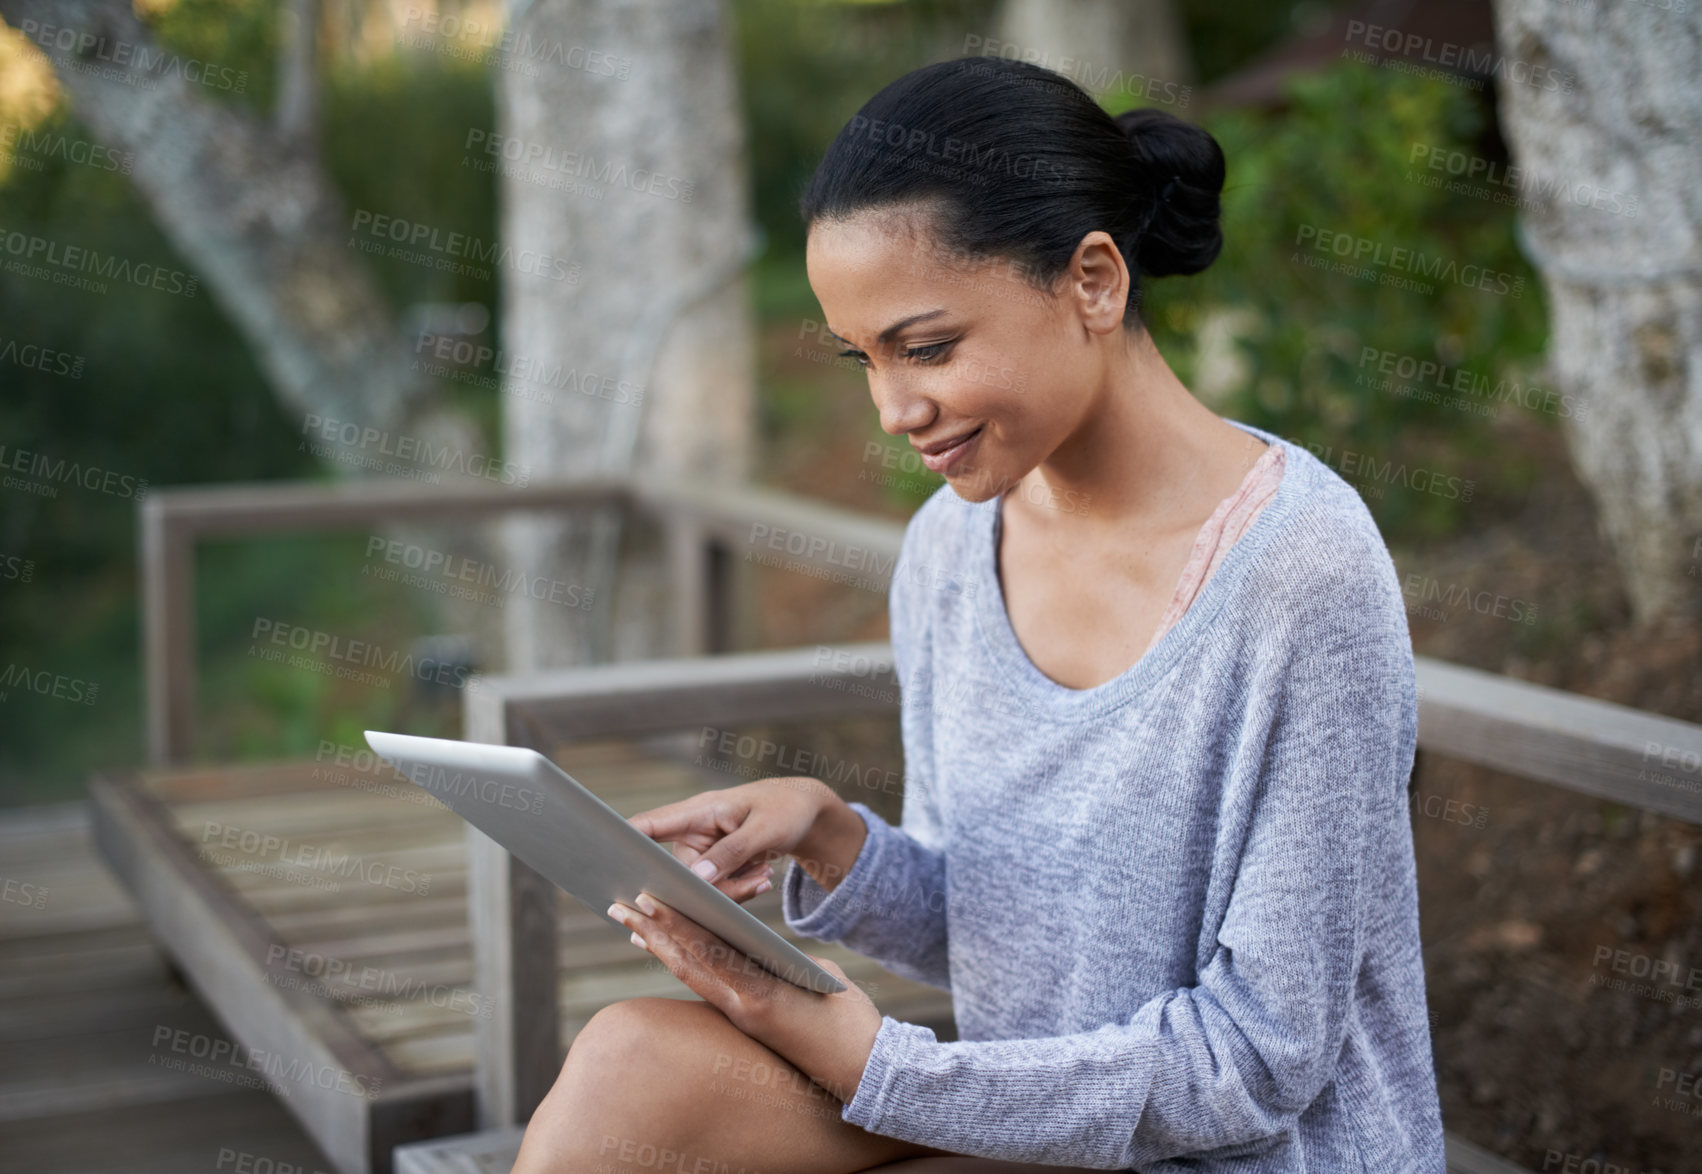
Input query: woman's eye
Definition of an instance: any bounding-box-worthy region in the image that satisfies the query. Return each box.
[836,340,953,368]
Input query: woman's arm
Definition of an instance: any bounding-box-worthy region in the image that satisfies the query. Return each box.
[779,499,954,990]
[788,789,871,892]
[780,796,952,991]
[829,623,1419,1168]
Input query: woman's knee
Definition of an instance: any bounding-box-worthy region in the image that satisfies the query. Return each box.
[554,995,749,1132]
[531,995,945,1174]
[519,1000,712,1172]
[564,996,695,1083]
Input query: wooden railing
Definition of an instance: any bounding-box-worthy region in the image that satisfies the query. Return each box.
[138,473,1702,1165]
[138,473,901,765]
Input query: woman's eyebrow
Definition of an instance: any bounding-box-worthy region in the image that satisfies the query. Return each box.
[827,308,949,349]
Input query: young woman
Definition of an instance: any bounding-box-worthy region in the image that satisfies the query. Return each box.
[513,56,1445,1174]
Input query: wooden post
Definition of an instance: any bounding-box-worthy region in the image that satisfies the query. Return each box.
[141,496,195,765]
[705,536,735,655]
[666,516,710,657]
[464,681,561,1129]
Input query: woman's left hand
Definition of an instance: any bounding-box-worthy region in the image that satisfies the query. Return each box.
[607,891,884,1104]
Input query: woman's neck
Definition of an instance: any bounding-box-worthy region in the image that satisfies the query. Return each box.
[1015,329,1266,536]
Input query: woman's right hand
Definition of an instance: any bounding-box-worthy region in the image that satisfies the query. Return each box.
[626,777,830,903]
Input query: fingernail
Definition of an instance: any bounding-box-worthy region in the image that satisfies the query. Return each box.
[754,878,772,895]
[606,902,624,922]
[630,931,646,950]
[635,893,656,915]
[691,859,718,882]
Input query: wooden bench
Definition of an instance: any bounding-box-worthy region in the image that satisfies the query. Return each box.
[90,724,953,1173]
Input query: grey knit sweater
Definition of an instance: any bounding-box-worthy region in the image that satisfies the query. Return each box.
[781,420,1446,1172]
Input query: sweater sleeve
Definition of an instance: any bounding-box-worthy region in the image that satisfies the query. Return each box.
[779,493,954,990]
[836,615,1415,1168]
[779,800,951,990]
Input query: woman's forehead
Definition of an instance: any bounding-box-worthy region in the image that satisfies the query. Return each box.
[808,209,1015,312]
[807,203,938,265]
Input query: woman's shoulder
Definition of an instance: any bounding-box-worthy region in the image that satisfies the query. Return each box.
[1239,437,1410,641]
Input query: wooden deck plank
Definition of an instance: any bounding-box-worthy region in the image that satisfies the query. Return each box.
[189,839,469,895]
[0,885,138,941]
[0,1014,253,1122]
[153,755,715,840]
[151,769,725,931]
[0,823,102,862]
[227,874,467,919]
[0,937,170,999]
[0,1089,337,1174]
[150,765,719,845]
[366,946,954,1077]
[267,895,469,938]
[0,808,138,942]
[267,913,851,1011]
[0,980,201,1042]
[393,1127,523,1174]
[0,800,100,839]
[8,761,952,1071]
[164,804,457,856]
[137,739,662,807]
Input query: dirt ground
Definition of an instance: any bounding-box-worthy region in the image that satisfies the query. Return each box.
[1396,411,1702,1171]
[748,328,1702,1171]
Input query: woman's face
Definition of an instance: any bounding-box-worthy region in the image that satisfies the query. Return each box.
[804,204,1130,503]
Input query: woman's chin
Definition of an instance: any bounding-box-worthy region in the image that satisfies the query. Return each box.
[941,463,1005,503]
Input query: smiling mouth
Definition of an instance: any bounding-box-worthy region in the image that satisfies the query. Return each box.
[918,425,983,473]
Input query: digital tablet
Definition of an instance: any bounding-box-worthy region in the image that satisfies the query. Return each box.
[363,730,846,995]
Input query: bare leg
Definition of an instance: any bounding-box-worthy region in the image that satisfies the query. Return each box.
[512,996,955,1173]
[511,997,1108,1174]
[860,1163,1110,1173]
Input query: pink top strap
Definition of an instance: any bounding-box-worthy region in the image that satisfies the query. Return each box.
[1142,442,1287,657]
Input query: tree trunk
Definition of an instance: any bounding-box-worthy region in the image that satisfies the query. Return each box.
[989,0,1195,97]
[495,0,756,672]
[275,0,320,156]
[1490,1,1702,622]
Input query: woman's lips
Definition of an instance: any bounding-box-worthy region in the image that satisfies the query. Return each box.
[920,426,983,474]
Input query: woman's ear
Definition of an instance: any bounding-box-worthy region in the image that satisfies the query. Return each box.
[1062,230,1131,336]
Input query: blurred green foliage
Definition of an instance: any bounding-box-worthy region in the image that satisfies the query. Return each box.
[737,0,999,265]
[1178,0,1346,84]
[0,16,495,800]
[1145,60,1548,538]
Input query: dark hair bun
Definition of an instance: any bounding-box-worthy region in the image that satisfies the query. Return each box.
[1113,107,1226,278]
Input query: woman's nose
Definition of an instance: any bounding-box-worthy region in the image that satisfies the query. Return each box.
[871,375,933,437]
